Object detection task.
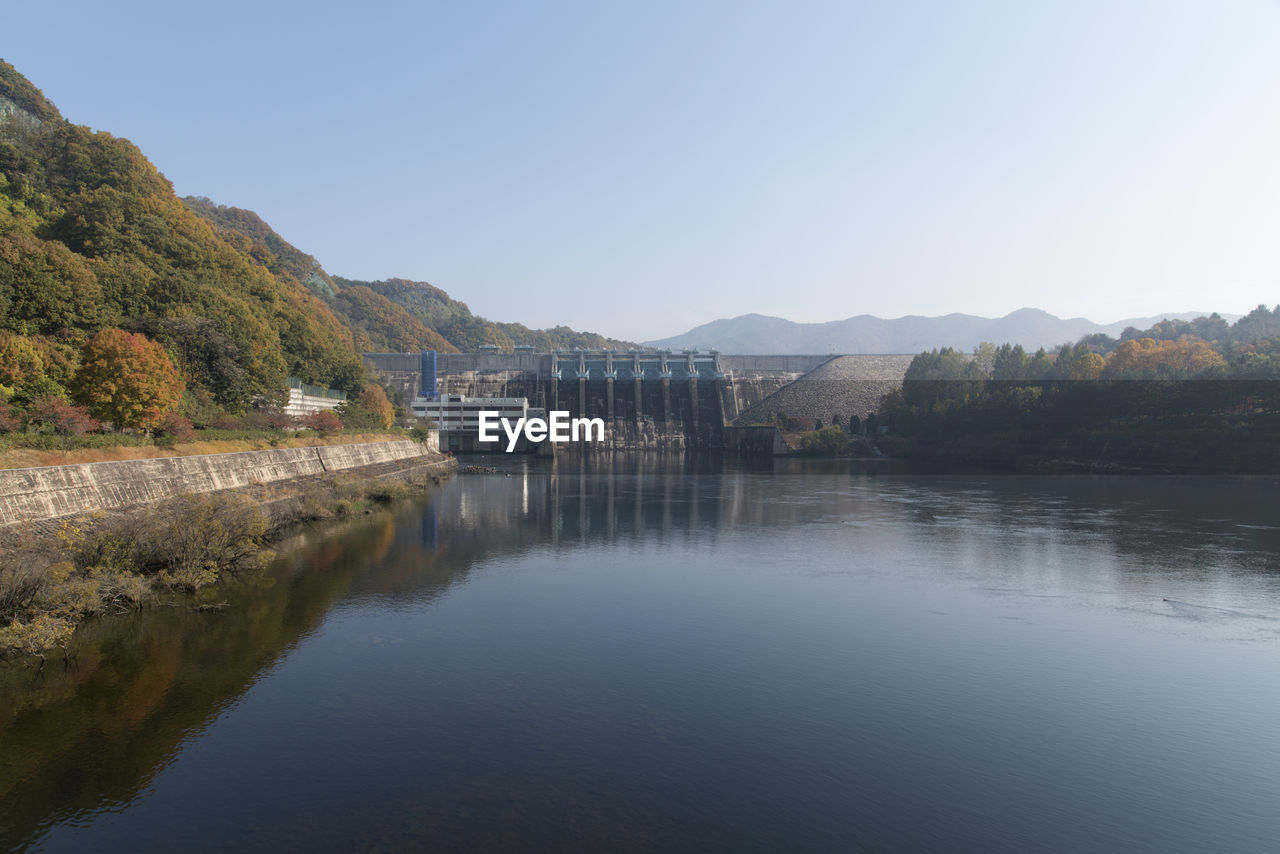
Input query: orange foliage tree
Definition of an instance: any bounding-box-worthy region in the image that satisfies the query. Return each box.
[356,384,395,429]
[1103,338,1226,379]
[72,329,184,430]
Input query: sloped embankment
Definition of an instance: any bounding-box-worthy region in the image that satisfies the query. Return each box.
[734,355,913,426]
[0,440,443,527]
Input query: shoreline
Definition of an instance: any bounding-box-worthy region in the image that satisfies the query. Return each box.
[0,439,444,528]
[0,452,457,666]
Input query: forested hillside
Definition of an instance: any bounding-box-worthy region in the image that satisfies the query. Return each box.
[0,60,366,413]
[0,58,629,431]
[182,199,634,354]
[181,198,458,356]
[334,276,633,352]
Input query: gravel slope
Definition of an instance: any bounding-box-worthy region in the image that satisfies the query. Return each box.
[734,355,913,425]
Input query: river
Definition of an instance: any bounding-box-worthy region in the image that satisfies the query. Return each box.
[3,456,1280,852]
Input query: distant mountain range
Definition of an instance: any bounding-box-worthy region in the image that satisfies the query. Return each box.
[643,308,1239,354]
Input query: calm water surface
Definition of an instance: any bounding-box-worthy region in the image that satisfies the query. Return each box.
[3,457,1280,852]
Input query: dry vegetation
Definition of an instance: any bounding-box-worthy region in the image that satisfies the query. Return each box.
[0,464,451,666]
[0,432,407,470]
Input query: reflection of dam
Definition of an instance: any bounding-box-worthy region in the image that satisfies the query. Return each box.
[365,350,835,449]
[435,456,907,546]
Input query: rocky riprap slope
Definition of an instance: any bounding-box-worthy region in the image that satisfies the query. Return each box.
[733,355,914,426]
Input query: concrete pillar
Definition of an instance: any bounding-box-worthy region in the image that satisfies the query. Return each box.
[578,377,587,419]
[689,377,699,434]
[633,378,643,423]
[661,378,671,423]
[714,378,728,429]
[605,377,615,421]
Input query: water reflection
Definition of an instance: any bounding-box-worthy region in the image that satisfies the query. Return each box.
[3,458,1280,851]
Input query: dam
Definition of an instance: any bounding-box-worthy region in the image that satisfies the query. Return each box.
[364,350,909,451]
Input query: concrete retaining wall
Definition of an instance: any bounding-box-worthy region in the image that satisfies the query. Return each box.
[283,389,345,418]
[0,439,440,526]
[723,426,792,456]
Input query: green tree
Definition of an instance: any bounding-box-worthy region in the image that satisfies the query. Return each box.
[991,344,1029,380]
[798,425,851,456]
[72,328,183,430]
[1026,347,1054,379]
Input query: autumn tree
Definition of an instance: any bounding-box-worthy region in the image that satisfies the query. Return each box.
[72,329,184,430]
[335,385,392,430]
[1102,338,1225,379]
[356,384,394,429]
[0,331,44,389]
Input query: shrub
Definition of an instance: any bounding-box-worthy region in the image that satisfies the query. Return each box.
[143,494,271,590]
[0,614,75,662]
[768,411,810,433]
[24,396,98,436]
[181,387,223,429]
[302,410,342,435]
[209,411,243,430]
[155,412,196,446]
[246,407,295,432]
[0,558,46,624]
[797,425,852,456]
[90,568,150,612]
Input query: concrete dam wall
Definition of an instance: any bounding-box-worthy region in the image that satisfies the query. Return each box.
[364,351,846,449]
[0,440,440,526]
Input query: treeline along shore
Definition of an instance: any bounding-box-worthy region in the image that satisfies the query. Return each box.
[872,306,1280,473]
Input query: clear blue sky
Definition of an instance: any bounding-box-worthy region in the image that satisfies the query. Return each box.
[7,1,1280,340]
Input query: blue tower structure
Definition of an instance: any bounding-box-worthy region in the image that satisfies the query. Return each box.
[420,350,437,398]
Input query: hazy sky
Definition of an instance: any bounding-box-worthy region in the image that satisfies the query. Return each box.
[7,1,1280,340]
